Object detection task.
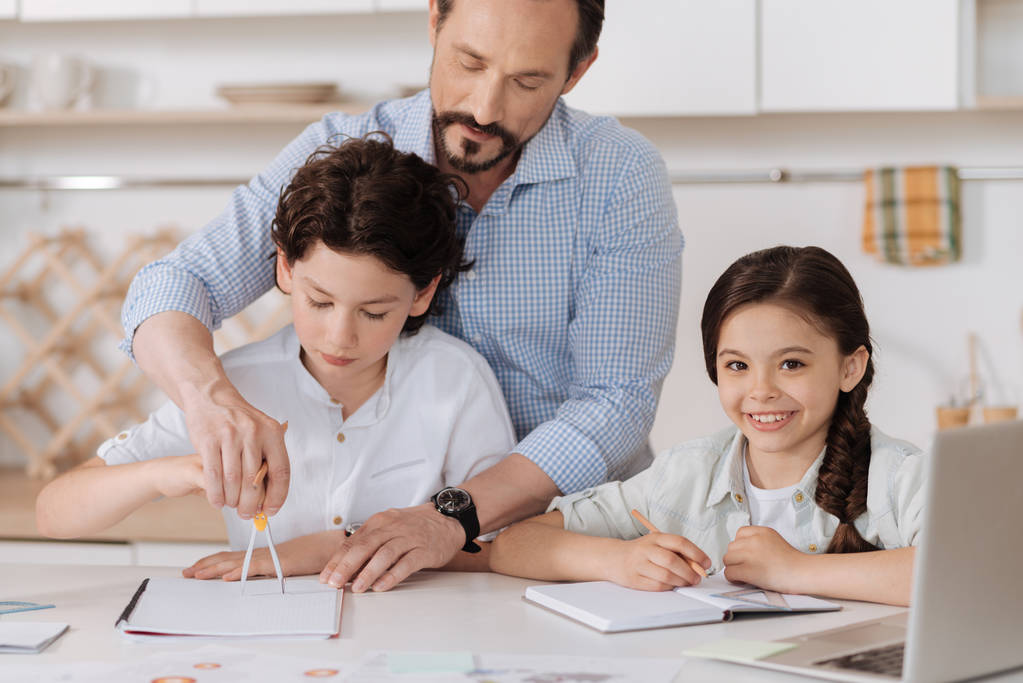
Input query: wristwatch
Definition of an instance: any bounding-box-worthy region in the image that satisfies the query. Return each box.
[431,486,481,554]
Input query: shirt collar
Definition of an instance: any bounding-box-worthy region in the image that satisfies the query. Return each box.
[392,88,436,164]
[285,325,396,427]
[705,427,828,508]
[511,97,577,186]
[706,428,748,508]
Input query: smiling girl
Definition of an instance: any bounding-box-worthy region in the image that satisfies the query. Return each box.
[36,136,516,579]
[490,245,924,606]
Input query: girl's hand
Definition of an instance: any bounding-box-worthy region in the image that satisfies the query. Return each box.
[151,454,206,499]
[722,526,808,593]
[607,532,710,591]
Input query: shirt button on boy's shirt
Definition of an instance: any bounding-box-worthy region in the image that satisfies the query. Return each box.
[336,433,345,443]
[465,270,478,281]
[808,543,818,552]
[794,492,804,503]
[734,493,745,504]
[332,516,342,526]
[116,432,129,440]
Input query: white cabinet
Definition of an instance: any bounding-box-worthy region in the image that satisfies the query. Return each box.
[195,0,373,17]
[760,0,961,112]
[375,0,426,11]
[20,0,191,21]
[566,1,756,116]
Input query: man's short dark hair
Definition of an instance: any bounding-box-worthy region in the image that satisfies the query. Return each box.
[271,133,470,335]
[435,0,604,74]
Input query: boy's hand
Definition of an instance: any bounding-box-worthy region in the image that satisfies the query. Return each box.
[151,454,206,499]
[723,526,807,593]
[607,532,710,592]
[182,536,330,581]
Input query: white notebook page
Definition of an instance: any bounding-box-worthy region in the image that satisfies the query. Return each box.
[120,577,341,638]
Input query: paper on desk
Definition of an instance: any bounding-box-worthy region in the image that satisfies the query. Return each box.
[684,637,798,662]
[0,621,68,653]
[117,577,341,638]
[352,651,682,682]
[0,644,354,682]
[675,573,839,612]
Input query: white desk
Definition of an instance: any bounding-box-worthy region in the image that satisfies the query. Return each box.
[2,563,1021,681]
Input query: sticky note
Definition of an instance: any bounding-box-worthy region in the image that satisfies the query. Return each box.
[387,651,475,674]
[683,638,798,662]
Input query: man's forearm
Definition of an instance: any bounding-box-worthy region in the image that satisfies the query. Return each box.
[461,454,560,534]
[132,311,227,409]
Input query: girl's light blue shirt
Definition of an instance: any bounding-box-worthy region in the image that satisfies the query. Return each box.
[549,425,926,573]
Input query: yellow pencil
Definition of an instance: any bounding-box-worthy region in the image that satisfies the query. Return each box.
[251,461,268,488]
[630,508,708,579]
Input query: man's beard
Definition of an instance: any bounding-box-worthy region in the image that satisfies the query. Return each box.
[432,111,521,174]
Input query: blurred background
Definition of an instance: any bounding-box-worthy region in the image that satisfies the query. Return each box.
[1,0,1020,562]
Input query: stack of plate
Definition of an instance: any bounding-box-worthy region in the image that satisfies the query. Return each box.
[216,82,339,106]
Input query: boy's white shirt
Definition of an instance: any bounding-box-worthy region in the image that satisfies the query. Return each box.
[99,324,516,550]
[549,425,926,573]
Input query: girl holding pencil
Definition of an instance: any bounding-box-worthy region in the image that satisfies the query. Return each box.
[490,245,924,606]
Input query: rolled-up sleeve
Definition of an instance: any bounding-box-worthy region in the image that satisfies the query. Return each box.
[548,462,658,540]
[516,146,682,493]
[119,114,366,359]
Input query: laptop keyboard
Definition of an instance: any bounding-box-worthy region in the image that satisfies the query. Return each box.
[817,642,904,676]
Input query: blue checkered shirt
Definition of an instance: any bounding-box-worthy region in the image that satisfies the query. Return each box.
[121,89,683,494]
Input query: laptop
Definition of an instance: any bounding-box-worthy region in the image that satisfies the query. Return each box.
[701,419,1023,682]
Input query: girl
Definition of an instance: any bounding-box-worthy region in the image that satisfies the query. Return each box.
[490,245,924,606]
[36,136,516,580]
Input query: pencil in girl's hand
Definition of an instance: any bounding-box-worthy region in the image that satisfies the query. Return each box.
[630,508,710,579]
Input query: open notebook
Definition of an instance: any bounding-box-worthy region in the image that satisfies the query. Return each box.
[116,577,342,639]
[525,574,839,633]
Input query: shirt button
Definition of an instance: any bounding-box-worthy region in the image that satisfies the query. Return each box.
[471,334,482,344]
[332,516,343,526]
[734,493,744,504]
[809,543,818,552]
[465,270,478,281]
[116,432,129,440]
[330,397,340,405]
[336,432,345,443]
[794,492,804,503]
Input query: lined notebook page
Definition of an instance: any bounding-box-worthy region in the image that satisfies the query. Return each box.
[120,577,341,638]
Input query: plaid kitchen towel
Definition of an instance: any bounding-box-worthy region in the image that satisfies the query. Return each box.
[863,166,961,265]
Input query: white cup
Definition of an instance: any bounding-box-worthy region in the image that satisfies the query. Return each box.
[30,53,94,110]
[0,63,15,106]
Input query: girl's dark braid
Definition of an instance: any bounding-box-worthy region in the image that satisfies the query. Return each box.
[814,364,878,553]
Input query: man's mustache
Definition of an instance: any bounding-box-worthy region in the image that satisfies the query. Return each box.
[433,111,519,148]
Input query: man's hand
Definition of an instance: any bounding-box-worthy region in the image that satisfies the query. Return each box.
[318,503,465,593]
[132,311,291,518]
[723,526,808,593]
[180,381,289,518]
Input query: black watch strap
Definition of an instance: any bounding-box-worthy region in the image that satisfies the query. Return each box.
[432,488,481,554]
[454,503,481,554]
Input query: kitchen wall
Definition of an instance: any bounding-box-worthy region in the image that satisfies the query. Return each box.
[1,12,1020,468]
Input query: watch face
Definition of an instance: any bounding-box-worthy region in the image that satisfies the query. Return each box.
[435,487,470,513]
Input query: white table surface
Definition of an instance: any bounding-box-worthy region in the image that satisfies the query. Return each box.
[2,563,1020,681]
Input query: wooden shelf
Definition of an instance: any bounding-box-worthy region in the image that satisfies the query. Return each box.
[0,467,227,543]
[0,101,372,127]
[974,95,1023,111]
